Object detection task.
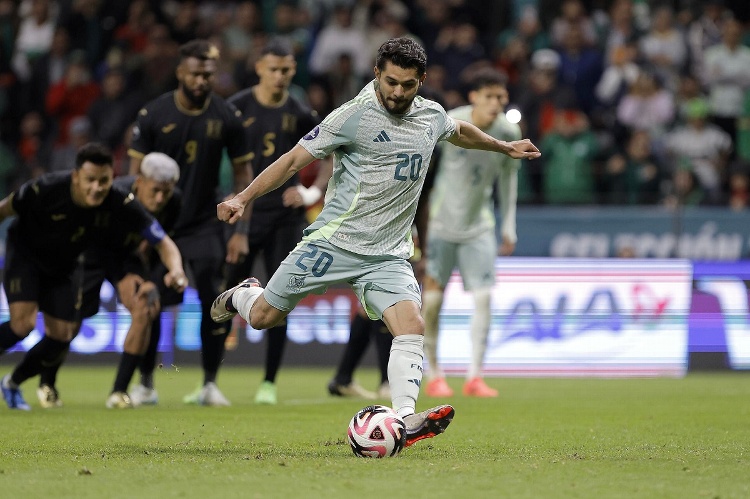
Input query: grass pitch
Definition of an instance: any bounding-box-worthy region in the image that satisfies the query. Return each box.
[0,366,748,499]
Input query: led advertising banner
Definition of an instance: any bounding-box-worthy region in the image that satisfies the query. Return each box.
[4,258,747,376]
[437,259,693,377]
[691,262,750,370]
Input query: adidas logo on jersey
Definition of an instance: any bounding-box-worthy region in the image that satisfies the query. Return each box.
[373,130,391,142]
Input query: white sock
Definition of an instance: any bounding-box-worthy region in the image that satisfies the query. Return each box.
[388,334,424,418]
[232,286,264,323]
[468,288,492,380]
[421,290,443,379]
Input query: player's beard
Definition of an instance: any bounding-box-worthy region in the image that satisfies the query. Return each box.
[377,87,413,115]
[181,85,210,107]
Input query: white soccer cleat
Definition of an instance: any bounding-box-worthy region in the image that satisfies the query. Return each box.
[129,384,159,406]
[106,391,134,409]
[210,277,262,323]
[37,384,63,409]
[201,382,231,407]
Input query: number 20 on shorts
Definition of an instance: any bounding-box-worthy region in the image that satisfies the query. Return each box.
[295,243,333,277]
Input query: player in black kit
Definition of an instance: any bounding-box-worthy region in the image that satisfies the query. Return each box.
[35,152,187,409]
[225,39,331,405]
[128,40,254,406]
[0,143,186,410]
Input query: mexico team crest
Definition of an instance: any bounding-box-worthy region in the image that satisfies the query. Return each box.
[288,275,305,293]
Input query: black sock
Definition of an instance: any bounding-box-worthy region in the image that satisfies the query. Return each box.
[113,352,141,393]
[263,324,288,383]
[201,318,228,385]
[11,336,69,386]
[39,345,70,387]
[0,321,24,352]
[333,314,372,385]
[372,320,393,384]
[139,315,161,388]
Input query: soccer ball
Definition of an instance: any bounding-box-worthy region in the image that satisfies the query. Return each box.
[347,405,406,458]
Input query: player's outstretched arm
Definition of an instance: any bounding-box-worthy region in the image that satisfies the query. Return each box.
[154,235,188,292]
[448,119,541,160]
[217,144,316,224]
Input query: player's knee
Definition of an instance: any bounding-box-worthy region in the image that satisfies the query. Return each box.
[10,315,37,336]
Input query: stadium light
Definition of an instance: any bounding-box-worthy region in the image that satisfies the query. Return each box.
[506,107,522,124]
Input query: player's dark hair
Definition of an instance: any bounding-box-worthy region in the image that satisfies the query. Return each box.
[468,68,508,92]
[261,38,294,58]
[75,142,113,169]
[375,37,427,77]
[179,39,220,62]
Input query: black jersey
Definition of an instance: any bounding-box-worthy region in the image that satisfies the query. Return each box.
[85,176,183,263]
[8,172,158,276]
[228,88,320,214]
[128,91,254,235]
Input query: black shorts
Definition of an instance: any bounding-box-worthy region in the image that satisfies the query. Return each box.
[3,240,84,322]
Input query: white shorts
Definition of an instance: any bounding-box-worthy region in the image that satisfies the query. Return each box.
[426,231,496,290]
[264,236,421,320]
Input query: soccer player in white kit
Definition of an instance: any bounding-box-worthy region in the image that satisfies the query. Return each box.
[422,68,520,399]
[210,38,540,447]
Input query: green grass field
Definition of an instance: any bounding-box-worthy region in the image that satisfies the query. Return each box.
[0,366,748,499]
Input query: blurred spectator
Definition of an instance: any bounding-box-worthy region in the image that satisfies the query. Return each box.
[58,0,114,69]
[496,5,549,55]
[639,5,686,92]
[687,0,729,78]
[550,0,598,48]
[595,39,640,109]
[49,115,90,172]
[726,159,750,210]
[169,0,200,45]
[600,0,641,65]
[432,22,486,90]
[308,4,370,79]
[306,81,333,117]
[326,53,365,107]
[11,0,56,82]
[272,2,313,87]
[493,35,531,96]
[222,1,259,68]
[87,68,141,150]
[112,0,155,56]
[665,97,732,203]
[16,110,49,178]
[602,130,663,205]
[408,0,451,58]
[44,51,100,145]
[555,23,604,115]
[616,71,675,140]
[24,27,70,115]
[540,109,599,204]
[133,23,180,101]
[517,49,577,143]
[663,165,707,208]
[702,18,750,148]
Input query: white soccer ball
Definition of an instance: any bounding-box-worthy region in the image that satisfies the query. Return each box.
[347,405,406,458]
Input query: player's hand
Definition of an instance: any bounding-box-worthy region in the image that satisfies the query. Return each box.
[506,139,541,160]
[226,232,249,264]
[499,235,516,256]
[282,186,305,208]
[217,197,246,224]
[164,269,188,292]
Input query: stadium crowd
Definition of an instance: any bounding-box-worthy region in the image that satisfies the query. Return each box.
[0,0,748,207]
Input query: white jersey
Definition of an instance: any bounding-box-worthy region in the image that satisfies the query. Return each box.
[428,105,521,243]
[298,81,456,259]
